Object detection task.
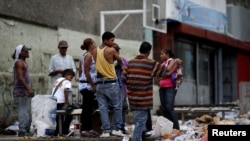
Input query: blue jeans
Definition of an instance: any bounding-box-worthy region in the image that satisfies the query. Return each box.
[159,87,180,129]
[96,82,122,133]
[132,110,148,141]
[121,87,128,131]
[14,96,32,133]
[112,87,128,131]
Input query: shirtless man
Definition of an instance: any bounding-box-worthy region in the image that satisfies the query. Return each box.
[12,45,34,137]
[92,31,124,137]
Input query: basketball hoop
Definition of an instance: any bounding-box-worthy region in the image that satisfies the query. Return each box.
[143,0,167,33]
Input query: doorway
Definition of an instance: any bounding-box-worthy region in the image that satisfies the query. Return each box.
[198,46,215,105]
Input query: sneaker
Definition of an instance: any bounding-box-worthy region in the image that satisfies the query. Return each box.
[146,130,153,135]
[142,130,152,138]
[100,132,110,138]
[111,130,124,137]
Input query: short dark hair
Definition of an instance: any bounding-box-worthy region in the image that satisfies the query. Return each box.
[114,43,121,52]
[62,69,75,77]
[102,31,115,41]
[139,41,152,54]
[162,48,175,58]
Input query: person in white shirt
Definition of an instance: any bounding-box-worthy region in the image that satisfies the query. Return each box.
[52,69,75,136]
[48,40,76,91]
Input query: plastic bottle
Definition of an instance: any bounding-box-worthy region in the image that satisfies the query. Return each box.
[73,116,80,138]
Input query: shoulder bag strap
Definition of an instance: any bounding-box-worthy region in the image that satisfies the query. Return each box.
[51,79,66,96]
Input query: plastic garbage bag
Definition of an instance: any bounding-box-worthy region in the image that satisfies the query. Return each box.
[30,95,57,137]
[5,121,19,135]
[152,116,173,137]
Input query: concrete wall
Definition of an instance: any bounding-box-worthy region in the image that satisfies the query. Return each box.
[0,0,163,129]
[0,17,58,128]
[227,5,250,42]
[0,0,144,41]
[0,17,163,129]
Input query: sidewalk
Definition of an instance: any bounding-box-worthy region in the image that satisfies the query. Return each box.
[0,135,159,141]
[0,135,122,141]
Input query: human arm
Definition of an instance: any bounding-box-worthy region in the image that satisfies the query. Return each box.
[105,47,122,66]
[153,61,163,77]
[64,88,70,105]
[121,65,127,83]
[158,58,179,77]
[48,57,64,76]
[78,58,82,76]
[48,70,64,76]
[165,59,176,76]
[114,53,122,67]
[84,53,96,91]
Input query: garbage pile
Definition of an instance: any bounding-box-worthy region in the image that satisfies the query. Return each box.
[149,110,250,141]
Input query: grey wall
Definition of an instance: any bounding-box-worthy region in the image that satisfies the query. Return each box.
[0,0,159,129]
[0,0,144,40]
[227,5,250,42]
[0,16,146,129]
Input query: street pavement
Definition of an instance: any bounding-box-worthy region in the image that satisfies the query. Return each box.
[0,135,159,141]
[0,135,122,141]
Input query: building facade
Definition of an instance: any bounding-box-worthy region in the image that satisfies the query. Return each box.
[150,0,250,114]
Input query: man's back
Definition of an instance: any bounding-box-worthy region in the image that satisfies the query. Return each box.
[93,32,121,78]
[125,54,160,110]
[95,46,117,78]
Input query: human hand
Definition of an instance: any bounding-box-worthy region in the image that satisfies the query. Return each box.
[91,84,96,92]
[27,88,34,97]
[122,66,127,75]
[58,69,64,74]
[62,103,70,109]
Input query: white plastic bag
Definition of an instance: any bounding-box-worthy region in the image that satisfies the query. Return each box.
[31,95,57,137]
[152,116,173,137]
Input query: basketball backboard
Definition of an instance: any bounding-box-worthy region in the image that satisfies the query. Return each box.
[143,0,167,33]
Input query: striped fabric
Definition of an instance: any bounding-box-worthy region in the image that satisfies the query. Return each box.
[124,54,162,110]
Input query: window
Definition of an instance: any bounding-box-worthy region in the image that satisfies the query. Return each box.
[174,40,196,80]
